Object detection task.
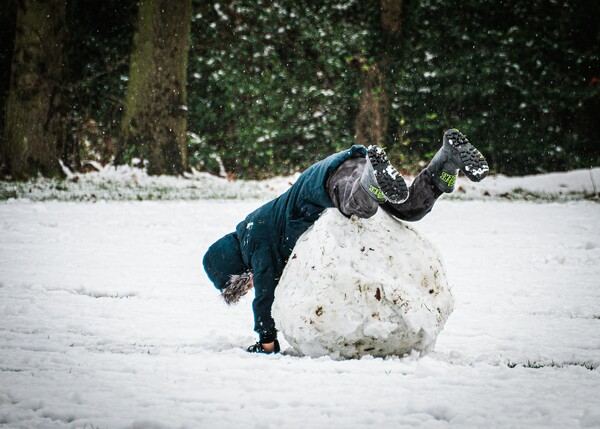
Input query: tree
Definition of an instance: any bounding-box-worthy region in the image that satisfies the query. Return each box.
[119,0,192,175]
[352,57,389,148]
[380,0,403,36]
[0,0,18,159]
[353,0,403,149]
[2,0,66,179]
[59,0,137,170]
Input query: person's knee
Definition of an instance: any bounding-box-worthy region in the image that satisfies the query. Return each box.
[351,204,378,219]
[382,203,431,222]
[401,211,429,222]
[341,183,379,218]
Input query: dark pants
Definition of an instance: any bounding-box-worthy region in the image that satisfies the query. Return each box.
[382,169,444,221]
[327,157,443,222]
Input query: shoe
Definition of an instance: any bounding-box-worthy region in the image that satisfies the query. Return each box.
[428,129,489,192]
[246,340,281,354]
[363,145,409,204]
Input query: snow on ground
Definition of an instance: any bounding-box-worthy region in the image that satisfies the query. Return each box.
[451,167,600,201]
[0,164,599,202]
[0,175,599,428]
[0,165,297,202]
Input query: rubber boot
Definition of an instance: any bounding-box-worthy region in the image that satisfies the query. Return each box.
[360,145,409,204]
[427,129,489,193]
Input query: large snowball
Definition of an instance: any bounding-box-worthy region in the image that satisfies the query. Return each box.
[272,209,454,359]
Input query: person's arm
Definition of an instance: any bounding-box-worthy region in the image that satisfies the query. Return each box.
[250,241,280,347]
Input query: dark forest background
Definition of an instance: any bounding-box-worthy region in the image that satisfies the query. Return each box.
[1,0,598,180]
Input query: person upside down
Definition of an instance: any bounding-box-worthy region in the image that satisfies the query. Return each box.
[203,129,489,354]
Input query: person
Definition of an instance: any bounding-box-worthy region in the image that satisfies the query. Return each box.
[203,129,489,354]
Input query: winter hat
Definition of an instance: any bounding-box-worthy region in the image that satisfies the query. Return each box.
[203,232,247,290]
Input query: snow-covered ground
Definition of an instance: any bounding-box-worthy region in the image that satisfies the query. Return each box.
[1,164,599,202]
[1,172,599,428]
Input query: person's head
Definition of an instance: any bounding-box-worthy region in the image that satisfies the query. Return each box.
[203,232,247,290]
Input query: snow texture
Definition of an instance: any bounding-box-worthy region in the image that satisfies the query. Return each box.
[274,209,454,359]
[0,171,599,428]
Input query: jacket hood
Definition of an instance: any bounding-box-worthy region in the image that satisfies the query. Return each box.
[203,232,247,290]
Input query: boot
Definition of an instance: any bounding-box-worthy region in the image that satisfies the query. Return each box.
[427,129,489,193]
[360,145,409,204]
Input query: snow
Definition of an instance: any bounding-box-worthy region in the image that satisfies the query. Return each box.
[0,164,297,202]
[1,165,597,202]
[451,167,600,200]
[0,171,599,428]
[274,210,454,358]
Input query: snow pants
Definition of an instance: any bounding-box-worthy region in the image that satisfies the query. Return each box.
[327,157,443,222]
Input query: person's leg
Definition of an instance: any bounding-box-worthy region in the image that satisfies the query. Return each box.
[381,169,443,221]
[382,128,489,222]
[364,146,409,204]
[428,128,489,192]
[327,157,379,219]
[327,145,410,219]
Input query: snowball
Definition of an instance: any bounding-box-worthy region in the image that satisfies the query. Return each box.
[273,209,454,359]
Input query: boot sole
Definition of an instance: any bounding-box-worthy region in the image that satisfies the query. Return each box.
[367,146,409,204]
[444,129,489,182]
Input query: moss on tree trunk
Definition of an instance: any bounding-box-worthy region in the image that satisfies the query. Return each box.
[119,0,191,176]
[2,0,65,179]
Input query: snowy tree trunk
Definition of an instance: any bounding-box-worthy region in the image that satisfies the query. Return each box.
[119,0,191,175]
[2,0,65,179]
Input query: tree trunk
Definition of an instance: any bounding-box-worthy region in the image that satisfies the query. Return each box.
[119,0,191,176]
[352,57,389,148]
[381,0,403,36]
[2,0,65,179]
[0,0,18,169]
[354,0,403,148]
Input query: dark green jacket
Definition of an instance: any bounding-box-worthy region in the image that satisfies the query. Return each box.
[236,145,367,341]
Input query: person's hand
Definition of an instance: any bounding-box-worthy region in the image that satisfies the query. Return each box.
[260,341,275,353]
[246,340,281,354]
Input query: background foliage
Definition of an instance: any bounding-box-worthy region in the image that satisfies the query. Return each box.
[1,0,598,178]
[188,0,376,178]
[62,0,137,166]
[394,0,600,175]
